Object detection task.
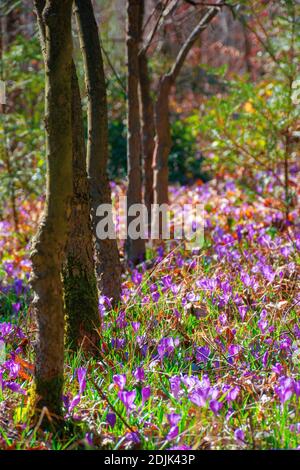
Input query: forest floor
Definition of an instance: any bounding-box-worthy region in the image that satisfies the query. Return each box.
[0,173,299,450]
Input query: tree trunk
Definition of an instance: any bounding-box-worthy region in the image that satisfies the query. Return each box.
[34,0,100,354]
[138,1,155,223]
[75,0,121,304]
[153,75,172,208]
[152,4,221,207]
[126,0,146,264]
[63,63,100,351]
[30,0,73,419]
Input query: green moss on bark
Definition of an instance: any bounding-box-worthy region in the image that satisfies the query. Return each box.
[63,258,100,350]
[28,374,64,428]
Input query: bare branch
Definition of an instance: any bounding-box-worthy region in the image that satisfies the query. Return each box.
[140,0,176,56]
[100,39,127,95]
[166,0,222,83]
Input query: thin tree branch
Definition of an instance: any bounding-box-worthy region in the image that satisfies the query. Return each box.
[100,38,127,95]
[166,0,222,83]
[140,0,173,56]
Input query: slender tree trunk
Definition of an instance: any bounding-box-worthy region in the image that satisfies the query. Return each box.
[30,0,73,419]
[75,0,121,303]
[35,0,100,354]
[126,0,146,264]
[138,0,155,224]
[63,63,100,351]
[152,4,221,207]
[153,75,172,208]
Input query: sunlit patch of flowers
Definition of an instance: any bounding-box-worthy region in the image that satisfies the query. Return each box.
[0,172,299,449]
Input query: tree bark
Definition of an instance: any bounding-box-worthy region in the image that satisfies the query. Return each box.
[63,62,100,351]
[30,0,73,419]
[138,0,156,223]
[35,0,100,354]
[153,3,221,207]
[153,75,172,208]
[75,0,121,304]
[126,0,146,264]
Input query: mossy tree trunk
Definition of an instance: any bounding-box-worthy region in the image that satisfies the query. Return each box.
[75,0,121,304]
[35,0,100,355]
[138,0,155,225]
[31,0,73,419]
[125,0,146,264]
[63,62,100,351]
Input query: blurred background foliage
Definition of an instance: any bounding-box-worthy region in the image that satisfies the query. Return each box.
[0,0,299,218]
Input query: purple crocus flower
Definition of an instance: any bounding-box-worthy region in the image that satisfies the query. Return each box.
[150,283,158,293]
[0,322,14,340]
[13,279,23,296]
[157,337,178,359]
[234,428,245,443]
[77,367,87,395]
[4,359,20,379]
[113,374,126,390]
[68,394,81,413]
[161,275,173,290]
[167,413,181,426]
[98,295,112,317]
[240,271,252,288]
[152,291,160,302]
[189,389,208,407]
[85,433,93,446]
[124,431,140,444]
[228,344,241,356]
[166,426,179,441]
[169,445,191,450]
[280,246,291,258]
[262,351,269,368]
[171,284,181,295]
[272,363,283,375]
[294,324,300,339]
[4,381,26,395]
[141,386,151,405]
[118,390,136,412]
[294,381,300,397]
[209,399,223,414]
[4,262,14,277]
[279,336,291,350]
[173,308,181,319]
[275,376,294,404]
[116,311,127,328]
[262,265,275,283]
[238,305,248,321]
[196,346,210,364]
[132,270,143,285]
[228,344,241,363]
[227,386,240,403]
[258,318,269,334]
[12,303,21,314]
[133,367,145,382]
[131,322,140,333]
[111,337,126,349]
[106,412,116,428]
[170,376,181,398]
[290,423,300,434]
